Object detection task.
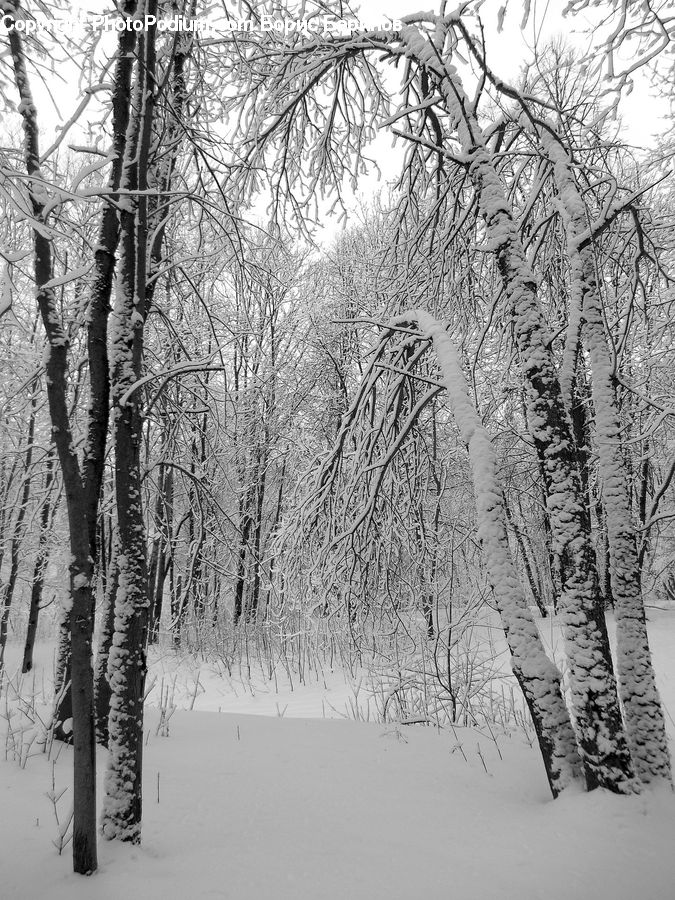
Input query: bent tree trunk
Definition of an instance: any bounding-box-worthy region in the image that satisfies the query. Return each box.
[399,310,582,797]
[543,130,671,783]
[4,6,97,873]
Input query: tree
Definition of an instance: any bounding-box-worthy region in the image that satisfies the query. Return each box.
[230,5,671,792]
[540,124,670,781]
[22,448,60,673]
[299,309,581,795]
[100,0,158,842]
[51,0,139,747]
[2,0,98,873]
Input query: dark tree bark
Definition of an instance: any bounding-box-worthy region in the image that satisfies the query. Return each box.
[544,130,671,783]
[22,452,59,673]
[504,500,548,617]
[94,539,119,747]
[234,479,257,624]
[53,0,138,743]
[150,464,173,642]
[250,449,268,620]
[102,5,157,842]
[0,389,36,669]
[3,5,98,873]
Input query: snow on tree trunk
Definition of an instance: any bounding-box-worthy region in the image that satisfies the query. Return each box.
[95,536,119,747]
[101,6,157,843]
[83,1,137,571]
[52,0,138,747]
[543,129,671,783]
[399,310,582,797]
[396,25,634,792]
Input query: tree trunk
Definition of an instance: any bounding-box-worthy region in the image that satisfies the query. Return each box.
[504,500,547,617]
[150,464,173,643]
[102,6,157,842]
[543,130,671,783]
[402,37,634,791]
[94,538,119,747]
[22,454,59,673]
[53,0,138,747]
[402,310,582,797]
[250,450,267,621]
[4,7,98,873]
[0,390,36,669]
[234,481,256,624]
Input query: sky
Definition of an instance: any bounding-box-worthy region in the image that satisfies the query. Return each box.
[313,0,668,239]
[5,0,665,143]
[1,0,668,244]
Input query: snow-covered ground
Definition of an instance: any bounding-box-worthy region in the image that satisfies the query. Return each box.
[1,610,674,899]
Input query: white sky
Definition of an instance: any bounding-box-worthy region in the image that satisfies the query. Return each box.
[2,0,668,242]
[317,0,667,240]
[13,0,665,142]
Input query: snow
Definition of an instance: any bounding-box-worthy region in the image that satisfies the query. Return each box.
[1,609,674,899]
[41,265,93,291]
[0,272,11,318]
[69,158,112,196]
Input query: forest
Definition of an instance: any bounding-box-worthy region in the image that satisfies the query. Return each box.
[1,1,675,897]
